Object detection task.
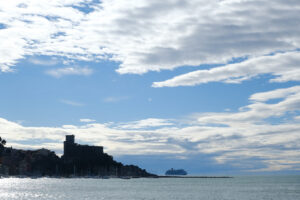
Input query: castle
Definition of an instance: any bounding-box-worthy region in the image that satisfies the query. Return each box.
[0,135,155,177]
[63,135,104,160]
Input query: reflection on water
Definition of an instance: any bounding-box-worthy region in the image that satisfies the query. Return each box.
[0,176,300,200]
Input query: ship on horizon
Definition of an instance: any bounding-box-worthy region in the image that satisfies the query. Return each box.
[165,168,187,176]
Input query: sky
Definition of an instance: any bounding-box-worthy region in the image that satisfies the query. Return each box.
[0,0,300,175]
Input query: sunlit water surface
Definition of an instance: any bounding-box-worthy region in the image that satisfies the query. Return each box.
[0,176,299,200]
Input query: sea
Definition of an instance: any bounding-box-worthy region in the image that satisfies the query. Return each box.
[0,176,299,200]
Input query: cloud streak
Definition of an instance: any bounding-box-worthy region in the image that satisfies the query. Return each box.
[103,96,129,103]
[80,118,96,123]
[60,99,84,106]
[29,57,58,66]
[116,118,174,129]
[46,66,93,78]
[153,51,300,87]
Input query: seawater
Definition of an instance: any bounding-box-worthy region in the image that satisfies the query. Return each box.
[0,176,299,200]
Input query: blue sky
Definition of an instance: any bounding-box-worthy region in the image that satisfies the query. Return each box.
[0,0,300,175]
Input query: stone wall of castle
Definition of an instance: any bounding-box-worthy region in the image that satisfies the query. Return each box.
[63,135,104,160]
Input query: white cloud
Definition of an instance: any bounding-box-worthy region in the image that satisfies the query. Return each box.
[29,57,58,66]
[103,96,129,103]
[80,118,96,123]
[60,99,84,106]
[116,118,174,129]
[197,85,300,125]
[152,51,300,87]
[0,0,299,78]
[1,86,300,171]
[249,85,300,102]
[46,66,93,78]
[294,116,300,121]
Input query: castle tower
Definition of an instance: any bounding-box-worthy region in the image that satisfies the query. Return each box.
[64,135,75,157]
[65,135,75,144]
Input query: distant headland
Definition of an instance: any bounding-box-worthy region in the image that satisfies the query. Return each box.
[0,135,156,178]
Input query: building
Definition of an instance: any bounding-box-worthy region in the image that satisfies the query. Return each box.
[0,135,154,177]
[63,135,104,160]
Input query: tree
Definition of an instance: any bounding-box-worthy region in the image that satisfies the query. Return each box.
[0,137,6,146]
[0,137,6,156]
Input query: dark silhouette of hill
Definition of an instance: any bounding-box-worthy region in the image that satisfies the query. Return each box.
[0,135,155,178]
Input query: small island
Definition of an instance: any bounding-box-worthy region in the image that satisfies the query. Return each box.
[0,135,156,178]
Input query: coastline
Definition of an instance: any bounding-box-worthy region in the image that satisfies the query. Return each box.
[0,175,233,179]
[158,175,233,178]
